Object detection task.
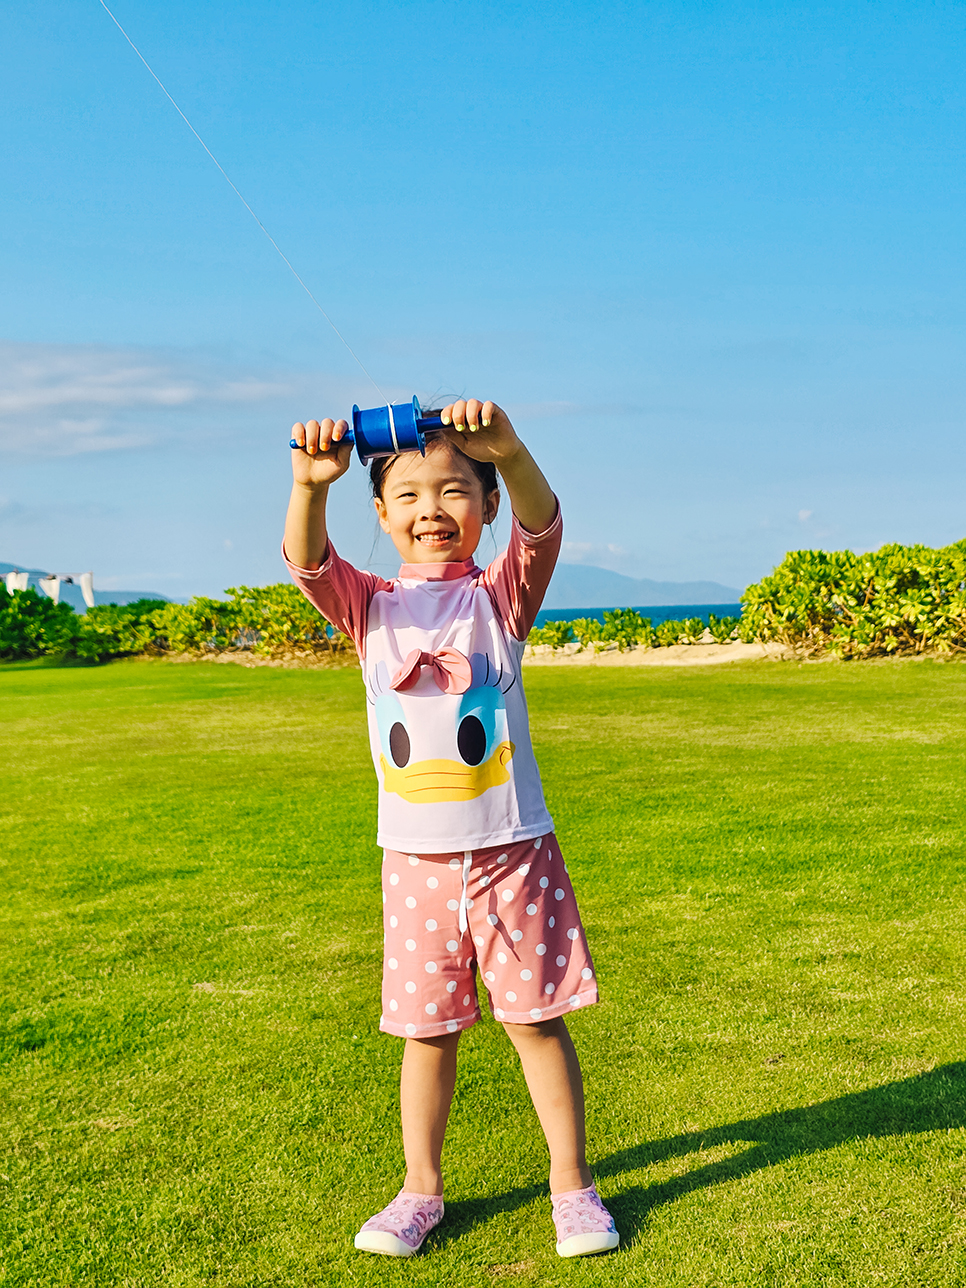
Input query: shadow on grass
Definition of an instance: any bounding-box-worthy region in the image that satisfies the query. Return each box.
[439,1062,966,1250]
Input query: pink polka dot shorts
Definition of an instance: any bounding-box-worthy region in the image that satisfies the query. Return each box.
[380,832,598,1039]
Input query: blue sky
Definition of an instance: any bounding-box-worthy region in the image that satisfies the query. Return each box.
[2,0,964,596]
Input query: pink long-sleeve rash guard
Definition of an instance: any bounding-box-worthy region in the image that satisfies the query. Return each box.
[284,506,563,853]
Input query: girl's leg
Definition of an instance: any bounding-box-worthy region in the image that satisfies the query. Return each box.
[400,1031,461,1195]
[502,1016,592,1194]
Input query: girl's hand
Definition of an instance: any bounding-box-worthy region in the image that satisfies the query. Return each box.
[290,418,353,488]
[439,400,523,464]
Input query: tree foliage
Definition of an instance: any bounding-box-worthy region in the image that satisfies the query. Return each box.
[0,584,352,663]
[740,540,966,658]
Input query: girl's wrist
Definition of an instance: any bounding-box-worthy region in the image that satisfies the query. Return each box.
[292,479,330,500]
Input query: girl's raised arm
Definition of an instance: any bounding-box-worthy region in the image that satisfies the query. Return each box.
[440,399,557,534]
[283,417,353,569]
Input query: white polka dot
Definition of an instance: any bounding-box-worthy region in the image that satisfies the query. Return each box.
[425,1002,438,1015]
[426,876,439,889]
[463,994,472,1006]
[533,838,543,849]
[498,853,508,864]
[425,918,438,932]
[518,863,530,875]
[539,876,549,889]
[425,961,438,974]
[485,971,495,983]
[487,913,499,926]
[449,858,461,870]
[388,957,398,970]
[446,980,458,993]
[497,951,507,964]
[530,1007,542,1019]
[447,899,459,912]
[581,968,593,979]
[447,1021,458,1032]
[382,891,386,903]
[554,889,565,901]
[408,855,419,866]
[405,939,417,951]
[526,903,537,916]
[389,915,398,929]
[548,916,555,928]
[405,981,417,994]
[389,873,400,886]
[495,1007,506,1019]
[405,1023,417,1035]
[569,994,581,1007]
[568,928,579,940]
[389,999,398,1011]
[474,935,484,947]
[520,968,533,981]
[545,982,555,995]
[405,896,417,909]
[556,955,567,967]
[446,939,459,951]
[480,874,490,887]
[536,944,547,956]
[502,889,514,903]
[465,898,474,909]
[511,929,523,942]
[506,990,517,1002]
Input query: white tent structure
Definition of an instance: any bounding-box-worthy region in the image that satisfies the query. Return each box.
[4,569,95,607]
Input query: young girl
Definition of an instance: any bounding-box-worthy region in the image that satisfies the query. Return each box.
[283,398,618,1260]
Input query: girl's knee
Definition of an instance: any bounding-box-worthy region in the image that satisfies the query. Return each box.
[503,1015,568,1044]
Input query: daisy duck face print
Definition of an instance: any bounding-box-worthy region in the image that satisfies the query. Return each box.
[372,438,500,566]
[369,651,516,804]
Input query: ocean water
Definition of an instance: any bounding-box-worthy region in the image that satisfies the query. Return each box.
[532,602,743,630]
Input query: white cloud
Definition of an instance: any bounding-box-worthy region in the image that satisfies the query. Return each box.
[0,340,292,456]
[798,508,813,522]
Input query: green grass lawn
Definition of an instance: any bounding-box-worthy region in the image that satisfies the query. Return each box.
[2,656,965,1287]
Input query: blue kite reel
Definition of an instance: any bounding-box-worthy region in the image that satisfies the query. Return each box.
[289,397,444,465]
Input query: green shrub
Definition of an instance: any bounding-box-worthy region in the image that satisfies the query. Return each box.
[527,619,576,649]
[148,597,238,654]
[74,599,170,661]
[600,608,653,651]
[224,583,350,657]
[740,540,966,658]
[654,617,687,646]
[0,586,78,659]
[707,613,740,643]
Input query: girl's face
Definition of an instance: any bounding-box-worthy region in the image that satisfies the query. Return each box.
[374,441,500,564]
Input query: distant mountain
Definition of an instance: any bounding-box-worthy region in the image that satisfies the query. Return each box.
[543,563,742,609]
[0,562,171,615]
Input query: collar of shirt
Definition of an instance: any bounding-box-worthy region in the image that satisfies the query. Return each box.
[396,559,481,583]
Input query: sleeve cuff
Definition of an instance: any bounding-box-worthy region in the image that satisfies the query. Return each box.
[512,497,562,546]
[281,540,332,580]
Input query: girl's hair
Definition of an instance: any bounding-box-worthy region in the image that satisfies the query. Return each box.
[368,414,499,502]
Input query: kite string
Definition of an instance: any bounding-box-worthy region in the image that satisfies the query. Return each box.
[98,0,385,400]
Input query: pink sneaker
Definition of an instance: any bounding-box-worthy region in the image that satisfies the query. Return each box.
[551,1183,619,1257]
[353,1190,444,1257]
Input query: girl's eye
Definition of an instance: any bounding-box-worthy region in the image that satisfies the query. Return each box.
[389,722,411,767]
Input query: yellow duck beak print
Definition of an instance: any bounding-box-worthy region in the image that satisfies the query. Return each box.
[380,740,515,803]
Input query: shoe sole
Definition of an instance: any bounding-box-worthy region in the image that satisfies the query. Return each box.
[354,1230,423,1257]
[556,1231,620,1258]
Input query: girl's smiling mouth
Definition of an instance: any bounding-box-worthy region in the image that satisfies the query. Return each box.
[416,530,457,546]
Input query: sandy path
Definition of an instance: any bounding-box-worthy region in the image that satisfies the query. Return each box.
[523,641,791,667]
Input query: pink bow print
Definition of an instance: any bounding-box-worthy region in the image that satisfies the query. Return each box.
[390,647,473,695]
